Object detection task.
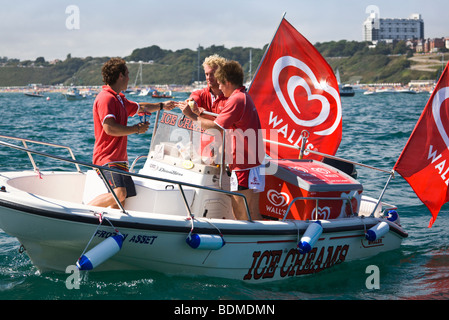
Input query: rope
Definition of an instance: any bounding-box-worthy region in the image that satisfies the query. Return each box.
[201,218,224,239]
[186,215,195,240]
[79,222,102,259]
[78,212,121,260]
[186,214,224,241]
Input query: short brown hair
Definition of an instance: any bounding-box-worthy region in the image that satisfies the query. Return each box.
[102,58,127,85]
[215,60,244,87]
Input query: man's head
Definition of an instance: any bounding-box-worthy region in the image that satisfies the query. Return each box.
[203,54,226,90]
[215,60,244,97]
[102,58,129,89]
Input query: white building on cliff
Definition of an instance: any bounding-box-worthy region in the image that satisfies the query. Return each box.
[363,6,424,42]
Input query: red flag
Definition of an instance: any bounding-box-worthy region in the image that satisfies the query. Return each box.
[394,62,449,227]
[248,18,342,160]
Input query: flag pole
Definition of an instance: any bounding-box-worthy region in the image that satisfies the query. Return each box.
[247,12,286,92]
[370,170,395,216]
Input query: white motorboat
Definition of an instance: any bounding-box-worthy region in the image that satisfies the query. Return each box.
[138,88,152,96]
[363,88,417,95]
[63,87,86,100]
[339,84,355,97]
[0,16,409,283]
[0,110,407,282]
[24,91,44,98]
[335,69,355,97]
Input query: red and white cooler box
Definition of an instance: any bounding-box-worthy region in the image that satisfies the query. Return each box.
[260,159,363,220]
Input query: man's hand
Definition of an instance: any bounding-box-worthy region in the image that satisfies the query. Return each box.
[176,99,199,120]
[162,100,176,111]
[135,121,150,134]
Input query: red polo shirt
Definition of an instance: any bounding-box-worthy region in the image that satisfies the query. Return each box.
[92,86,139,166]
[214,87,263,171]
[190,86,227,114]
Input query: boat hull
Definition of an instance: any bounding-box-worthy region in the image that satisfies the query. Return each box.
[63,94,85,100]
[0,172,407,282]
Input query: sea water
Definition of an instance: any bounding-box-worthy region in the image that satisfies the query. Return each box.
[0,91,448,301]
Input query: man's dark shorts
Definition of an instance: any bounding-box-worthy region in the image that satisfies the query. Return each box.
[97,162,136,198]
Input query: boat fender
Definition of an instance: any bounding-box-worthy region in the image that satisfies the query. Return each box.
[76,234,124,271]
[186,234,225,250]
[298,221,323,254]
[365,221,389,241]
[387,210,400,224]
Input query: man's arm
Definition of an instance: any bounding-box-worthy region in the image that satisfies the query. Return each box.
[138,101,176,114]
[102,117,146,136]
[196,115,223,132]
[102,101,176,136]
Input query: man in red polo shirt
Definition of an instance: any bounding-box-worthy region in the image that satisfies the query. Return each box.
[89,58,175,209]
[178,54,227,119]
[191,60,265,220]
[177,55,227,164]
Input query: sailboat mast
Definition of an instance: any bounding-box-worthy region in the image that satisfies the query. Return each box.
[197,44,201,82]
[133,61,143,87]
[248,49,252,82]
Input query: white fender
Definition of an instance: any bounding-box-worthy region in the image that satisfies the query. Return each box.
[365,221,389,241]
[298,221,323,254]
[77,234,124,270]
[186,234,225,250]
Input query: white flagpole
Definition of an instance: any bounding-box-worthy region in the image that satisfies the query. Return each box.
[247,11,286,92]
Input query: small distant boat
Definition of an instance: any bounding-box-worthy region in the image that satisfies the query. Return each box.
[152,90,173,99]
[63,87,86,100]
[339,84,355,97]
[335,70,355,97]
[126,88,141,95]
[364,88,417,95]
[138,88,152,96]
[395,89,417,94]
[24,91,44,98]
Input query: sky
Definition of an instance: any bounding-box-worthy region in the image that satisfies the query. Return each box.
[1,0,448,61]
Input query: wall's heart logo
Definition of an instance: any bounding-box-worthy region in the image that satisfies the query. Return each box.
[267,189,290,207]
[272,56,341,136]
[312,206,331,220]
[432,87,449,149]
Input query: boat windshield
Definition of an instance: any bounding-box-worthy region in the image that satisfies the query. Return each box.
[149,111,221,166]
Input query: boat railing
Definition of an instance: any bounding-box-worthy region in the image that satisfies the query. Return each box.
[0,135,81,173]
[202,110,391,173]
[201,110,395,218]
[0,137,252,221]
[129,155,148,173]
[265,137,396,217]
[0,109,396,222]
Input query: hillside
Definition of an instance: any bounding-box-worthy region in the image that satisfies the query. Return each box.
[0,41,446,87]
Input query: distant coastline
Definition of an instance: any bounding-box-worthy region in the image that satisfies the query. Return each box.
[0,84,196,94]
[0,42,447,88]
[0,81,435,96]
